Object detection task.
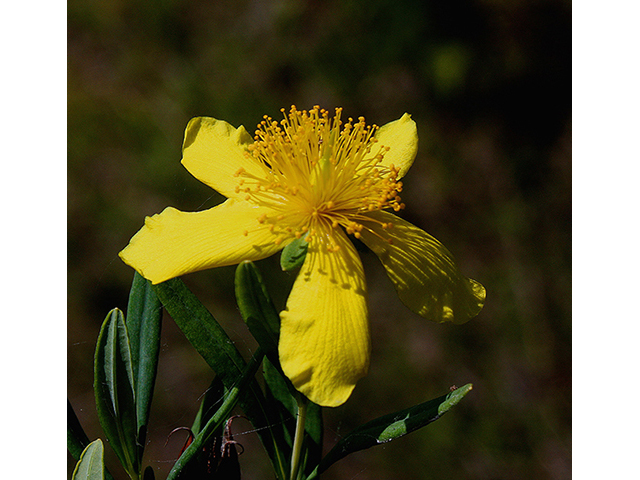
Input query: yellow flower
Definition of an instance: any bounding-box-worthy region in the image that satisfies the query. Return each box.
[119,106,485,407]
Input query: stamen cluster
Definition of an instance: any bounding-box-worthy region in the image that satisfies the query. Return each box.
[235,106,405,249]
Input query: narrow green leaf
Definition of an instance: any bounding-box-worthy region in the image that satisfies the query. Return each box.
[191,376,226,436]
[235,261,280,364]
[263,358,296,418]
[152,278,288,480]
[72,439,105,480]
[280,235,308,271]
[261,358,293,475]
[318,384,473,473]
[126,271,163,448]
[94,309,140,478]
[152,279,248,385]
[166,350,264,480]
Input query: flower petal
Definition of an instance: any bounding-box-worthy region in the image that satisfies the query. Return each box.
[279,229,370,407]
[374,113,418,180]
[181,117,265,199]
[119,199,283,284]
[360,210,485,324]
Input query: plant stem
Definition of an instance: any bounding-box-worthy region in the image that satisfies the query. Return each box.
[289,396,308,480]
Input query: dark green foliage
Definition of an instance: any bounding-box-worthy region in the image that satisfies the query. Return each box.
[126,272,162,449]
[94,309,140,478]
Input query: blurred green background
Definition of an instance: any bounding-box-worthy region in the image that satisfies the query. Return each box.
[68,0,571,478]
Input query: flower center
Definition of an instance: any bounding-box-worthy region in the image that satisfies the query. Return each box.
[235,106,404,249]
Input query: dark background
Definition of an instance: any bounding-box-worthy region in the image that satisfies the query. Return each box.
[68,0,571,478]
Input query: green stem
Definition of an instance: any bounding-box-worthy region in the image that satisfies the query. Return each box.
[290,396,308,480]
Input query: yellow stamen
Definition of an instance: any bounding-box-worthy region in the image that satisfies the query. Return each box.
[233,105,406,252]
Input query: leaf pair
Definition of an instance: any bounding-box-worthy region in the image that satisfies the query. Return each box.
[93,273,162,479]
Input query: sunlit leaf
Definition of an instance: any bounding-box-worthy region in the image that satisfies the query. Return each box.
[72,439,105,480]
[317,384,473,473]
